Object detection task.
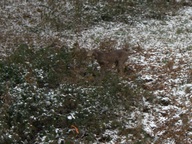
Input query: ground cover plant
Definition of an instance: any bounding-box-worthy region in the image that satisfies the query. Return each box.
[0,0,192,143]
[0,44,151,143]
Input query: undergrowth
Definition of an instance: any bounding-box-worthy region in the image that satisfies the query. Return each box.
[0,43,152,143]
[1,1,191,143]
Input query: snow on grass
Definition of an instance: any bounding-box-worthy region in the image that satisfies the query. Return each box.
[0,1,191,143]
[65,6,192,142]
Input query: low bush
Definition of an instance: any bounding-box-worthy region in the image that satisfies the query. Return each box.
[0,43,153,143]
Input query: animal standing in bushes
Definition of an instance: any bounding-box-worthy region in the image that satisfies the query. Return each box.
[88,49,129,75]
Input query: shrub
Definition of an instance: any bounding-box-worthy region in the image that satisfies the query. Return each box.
[0,43,152,143]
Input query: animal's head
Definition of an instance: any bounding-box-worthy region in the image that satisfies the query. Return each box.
[87,49,99,58]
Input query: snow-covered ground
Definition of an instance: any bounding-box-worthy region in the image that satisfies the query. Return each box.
[0,1,191,143]
[68,7,192,143]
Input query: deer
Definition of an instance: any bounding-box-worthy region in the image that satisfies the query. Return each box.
[88,49,129,75]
